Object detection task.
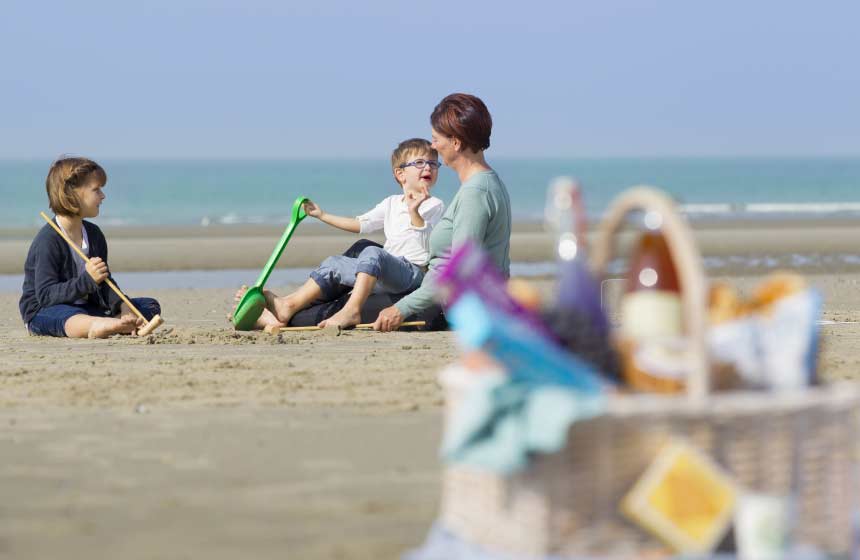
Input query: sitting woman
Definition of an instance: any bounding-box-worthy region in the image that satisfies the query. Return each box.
[373,92,512,331]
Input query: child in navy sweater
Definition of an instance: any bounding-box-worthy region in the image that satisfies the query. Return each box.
[19,157,160,338]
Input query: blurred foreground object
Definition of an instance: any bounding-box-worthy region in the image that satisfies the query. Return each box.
[707,272,820,390]
[543,178,620,380]
[620,439,738,554]
[435,240,553,339]
[618,210,686,393]
[545,177,608,334]
[414,184,859,560]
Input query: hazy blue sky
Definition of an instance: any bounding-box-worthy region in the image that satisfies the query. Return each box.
[2,1,858,159]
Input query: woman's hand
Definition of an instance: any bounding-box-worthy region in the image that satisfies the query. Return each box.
[303,200,323,219]
[86,257,109,284]
[373,305,404,332]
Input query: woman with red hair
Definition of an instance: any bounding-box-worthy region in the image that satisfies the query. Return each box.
[373,93,512,331]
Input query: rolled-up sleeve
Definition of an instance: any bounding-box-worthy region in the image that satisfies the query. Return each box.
[356,199,387,234]
[407,199,446,260]
[408,199,445,232]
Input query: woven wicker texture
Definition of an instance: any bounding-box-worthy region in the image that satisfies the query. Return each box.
[439,187,860,557]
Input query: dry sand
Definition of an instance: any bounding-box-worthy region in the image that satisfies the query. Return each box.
[2,222,860,559]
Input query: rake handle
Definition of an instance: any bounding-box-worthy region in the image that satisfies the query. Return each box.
[39,212,148,323]
[271,321,426,333]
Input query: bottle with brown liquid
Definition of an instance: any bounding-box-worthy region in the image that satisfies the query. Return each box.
[619,211,686,392]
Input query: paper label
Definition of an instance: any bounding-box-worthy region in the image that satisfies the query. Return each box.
[620,291,683,339]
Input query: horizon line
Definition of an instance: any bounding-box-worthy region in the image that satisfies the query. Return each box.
[2,153,860,162]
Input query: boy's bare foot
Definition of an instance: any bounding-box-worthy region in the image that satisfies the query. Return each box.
[233,285,251,303]
[87,316,138,339]
[229,285,288,330]
[318,306,362,330]
[255,308,285,330]
[228,285,248,322]
[267,292,301,325]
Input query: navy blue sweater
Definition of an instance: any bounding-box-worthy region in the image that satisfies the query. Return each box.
[19,219,124,324]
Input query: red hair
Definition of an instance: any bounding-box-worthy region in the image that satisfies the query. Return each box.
[430,93,492,153]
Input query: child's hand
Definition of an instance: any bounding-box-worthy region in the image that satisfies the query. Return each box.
[406,186,430,213]
[303,200,323,218]
[86,257,109,284]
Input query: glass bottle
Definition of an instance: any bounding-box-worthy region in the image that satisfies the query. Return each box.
[619,211,685,392]
[544,177,618,381]
[545,177,607,334]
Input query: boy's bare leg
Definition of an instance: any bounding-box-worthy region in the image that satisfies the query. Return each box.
[64,314,138,339]
[231,286,281,330]
[318,273,376,329]
[268,278,324,325]
[232,281,318,329]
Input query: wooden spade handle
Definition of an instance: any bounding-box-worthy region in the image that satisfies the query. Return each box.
[268,321,427,333]
[39,212,148,324]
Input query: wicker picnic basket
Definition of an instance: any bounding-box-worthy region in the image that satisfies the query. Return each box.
[439,186,860,558]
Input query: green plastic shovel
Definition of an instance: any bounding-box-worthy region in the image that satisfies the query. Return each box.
[232,196,309,330]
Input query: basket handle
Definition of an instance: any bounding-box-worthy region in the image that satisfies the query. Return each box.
[590,186,710,399]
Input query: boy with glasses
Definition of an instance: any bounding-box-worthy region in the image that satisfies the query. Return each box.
[234,138,444,330]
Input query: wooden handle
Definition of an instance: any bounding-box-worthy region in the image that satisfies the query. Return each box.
[355,321,426,330]
[39,212,148,324]
[270,320,427,333]
[137,315,164,336]
[590,187,710,399]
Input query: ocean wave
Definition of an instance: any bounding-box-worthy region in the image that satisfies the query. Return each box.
[196,202,860,228]
[210,213,272,225]
[681,201,860,217]
[20,201,860,230]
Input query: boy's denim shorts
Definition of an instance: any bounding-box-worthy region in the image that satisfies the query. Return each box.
[310,246,424,301]
[27,297,161,337]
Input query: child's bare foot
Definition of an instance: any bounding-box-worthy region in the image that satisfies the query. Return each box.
[318,306,362,330]
[255,308,285,330]
[228,285,248,322]
[267,292,301,325]
[233,285,251,303]
[87,316,138,339]
[229,286,290,330]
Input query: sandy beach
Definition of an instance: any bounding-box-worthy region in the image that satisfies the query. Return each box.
[2,221,860,559]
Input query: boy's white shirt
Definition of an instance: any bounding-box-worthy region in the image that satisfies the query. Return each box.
[356,194,444,266]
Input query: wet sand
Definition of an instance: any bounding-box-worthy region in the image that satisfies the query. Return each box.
[3,218,860,273]
[2,223,860,559]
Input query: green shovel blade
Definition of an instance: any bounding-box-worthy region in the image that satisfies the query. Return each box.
[232,286,267,331]
[232,196,308,330]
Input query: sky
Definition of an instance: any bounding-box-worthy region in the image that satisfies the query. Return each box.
[2,1,859,159]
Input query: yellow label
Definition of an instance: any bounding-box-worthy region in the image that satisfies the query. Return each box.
[645,452,735,543]
[620,291,683,339]
[620,440,738,554]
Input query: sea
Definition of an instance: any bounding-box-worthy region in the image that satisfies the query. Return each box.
[1,157,858,291]
[1,157,859,228]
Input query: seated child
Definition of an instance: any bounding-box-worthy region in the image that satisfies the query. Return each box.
[235,138,444,330]
[19,157,161,339]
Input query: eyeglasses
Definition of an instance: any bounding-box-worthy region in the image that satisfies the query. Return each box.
[399,159,441,170]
